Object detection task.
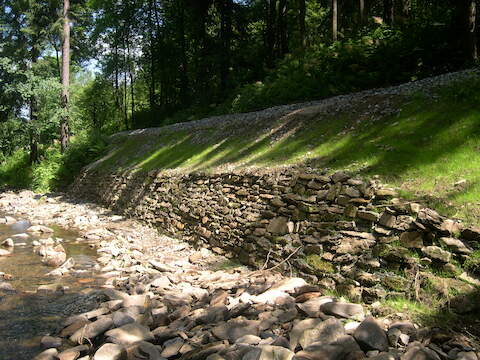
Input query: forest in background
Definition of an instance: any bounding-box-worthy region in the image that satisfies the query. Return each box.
[0,0,479,191]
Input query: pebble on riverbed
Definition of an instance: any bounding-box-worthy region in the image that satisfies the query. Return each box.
[1,238,14,248]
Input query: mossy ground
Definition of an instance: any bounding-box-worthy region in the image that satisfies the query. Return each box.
[92,75,480,225]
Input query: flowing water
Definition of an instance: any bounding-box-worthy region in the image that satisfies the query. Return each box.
[0,218,102,359]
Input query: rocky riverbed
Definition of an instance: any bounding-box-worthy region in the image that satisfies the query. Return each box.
[0,191,478,360]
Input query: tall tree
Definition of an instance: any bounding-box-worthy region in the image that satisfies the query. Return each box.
[383,0,394,25]
[266,0,278,67]
[298,0,306,49]
[60,0,71,153]
[332,0,338,41]
[277,0,288,55]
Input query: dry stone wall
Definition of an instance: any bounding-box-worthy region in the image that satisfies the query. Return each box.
[72,167,480,305]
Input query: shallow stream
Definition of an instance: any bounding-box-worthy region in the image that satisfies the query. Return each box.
[0,217,101,359]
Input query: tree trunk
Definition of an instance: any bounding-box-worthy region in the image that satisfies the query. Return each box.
[219,0,232,96]
[277,0,288,55]
[298,0,306,50]
[148,0,156,110]
[266,0,277,67]
[468,0,478,61]
[60,0,70,153]
[359,0,365,24]
[124,70,129,130]
[179,0,189,106]
[332,0,338,41]
[29,44,39,164]
[401,0,411,17]
[456,0,478,62]
[383,0,394,25]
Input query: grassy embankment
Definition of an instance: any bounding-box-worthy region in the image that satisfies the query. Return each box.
[93,75,480,225]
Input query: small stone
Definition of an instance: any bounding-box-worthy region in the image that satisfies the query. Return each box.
[1,238,14,248]
[105,322,154,345]
[236,335,262,345]
[243,345,294,360]
[0,248,12,256]
[33,348,59,360]
[161,337,185,358]
[439,237,472,254]
[456,352,478,360]
[402,343,441,360]
[320,302,365,320]
[150,276,171,288]
[0,282,16,292]
[421,246,451,263]
[113,311,136,327]
[70,317,114,344]
[357,210,380,222]
[379,213,396,228]
[212,319,259,343]
[27,225,55,234]
[41,336,62,349]
[93,343,126,360]
[299,318,345,349]
[297,296,334,317]
[295,335,361,360]
[266,217,289,235]
[400,232,423,248]
[353,316,389,352]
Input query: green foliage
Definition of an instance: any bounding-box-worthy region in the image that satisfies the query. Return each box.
[464,250,480,275]
[305,254,335,274]
[0,132,108,192]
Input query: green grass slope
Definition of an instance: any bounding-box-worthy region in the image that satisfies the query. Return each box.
[91,73,480,224]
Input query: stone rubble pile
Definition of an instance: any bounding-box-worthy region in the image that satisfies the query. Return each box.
[73,167,480,310]
[34,261,479,360]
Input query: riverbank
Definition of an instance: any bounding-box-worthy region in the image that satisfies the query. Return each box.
[0,191,477,359]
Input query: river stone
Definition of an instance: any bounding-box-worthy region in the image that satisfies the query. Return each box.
[401,343,441,360]
[297,296,334,317]
[421,246,451,263]
[212,319,260,343]
[57,345,89,360]
[0,248,11,256]
[289,318,323,350]
[60,319,91,337]
[353,316,389,352]
[236,335,262,345]
[0,282,16,292]
[42,245,67,267]
[105,322,154,345]
[1,238,14,248]
[456,352,478,360]
[70,317,114,344]
[243,345,294,360]
[2,216,16,225]
[295,335,362,360]
[131,341,162,359]
[27,225,55,234]
[122,294,147,308]
[33,348,59,360]
[161,337,185,358]
[320,302,365,320]
[11,233,29,240]
[113,310,136,327]
[299,318,345,349]
[41,336,62,349]
[439,237,472,254]
[150,276,171,288]
[93,343,127,360]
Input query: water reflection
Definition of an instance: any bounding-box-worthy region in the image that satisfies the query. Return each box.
[0,218,101,359]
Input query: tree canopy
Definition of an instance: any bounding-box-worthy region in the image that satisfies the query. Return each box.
[0,0,478,188]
